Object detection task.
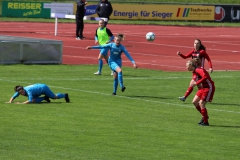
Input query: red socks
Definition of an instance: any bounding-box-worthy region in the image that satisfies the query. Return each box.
[201,108,208,123]
[195,105,201,113]
[184,86,193,98]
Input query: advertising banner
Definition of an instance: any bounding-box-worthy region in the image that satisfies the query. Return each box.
[112,4,214,20]
[74,4,215,21]
[2,2,215,21]
[2,1,50,18]
[215,5,240,22]
[44,3,74,15]
[77,4,215,21]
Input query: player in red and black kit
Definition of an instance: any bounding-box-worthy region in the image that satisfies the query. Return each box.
[186,59,215,126]
[177,39,213,101]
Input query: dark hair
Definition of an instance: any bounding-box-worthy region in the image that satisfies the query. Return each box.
[14,85,23,92]
[116,33,125,41]
[99,19,105,23]
[196,39,206,51]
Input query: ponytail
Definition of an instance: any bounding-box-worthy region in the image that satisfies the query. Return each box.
[196,39,206,51]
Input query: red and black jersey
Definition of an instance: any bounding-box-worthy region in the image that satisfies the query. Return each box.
[179,49,213,69]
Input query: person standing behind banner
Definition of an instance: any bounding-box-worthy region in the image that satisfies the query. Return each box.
[76,0,88,40]
[96,0,113,27]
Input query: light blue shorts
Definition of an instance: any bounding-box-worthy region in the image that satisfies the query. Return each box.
[108,59,122,71]
[100,48,109,56]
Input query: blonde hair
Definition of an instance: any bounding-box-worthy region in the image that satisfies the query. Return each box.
[187,58,200,68]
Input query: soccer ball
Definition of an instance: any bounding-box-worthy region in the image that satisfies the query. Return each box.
[146,32,155,42]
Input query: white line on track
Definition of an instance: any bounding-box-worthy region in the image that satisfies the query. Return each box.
[63,46,240,65]
[127,41,240,53]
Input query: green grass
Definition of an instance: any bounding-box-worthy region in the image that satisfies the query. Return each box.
[1,64,240,160]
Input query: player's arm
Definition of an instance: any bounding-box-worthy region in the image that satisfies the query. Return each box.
[15,100,31,104]
[177,50,193,59]
[195,69,208,85]
[122,47,138,69]
[15,94,34,104]
[106,28,114,44]
[95,29,99,44]
[6,92,19,103]
[86,43,111,50]
[201,50,213,73]
[6,97,15,103]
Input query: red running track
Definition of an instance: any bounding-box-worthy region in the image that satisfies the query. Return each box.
[0,22,239,71]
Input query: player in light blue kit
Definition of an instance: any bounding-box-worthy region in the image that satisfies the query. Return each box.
[87,34,138,95]
[6,83,70,104]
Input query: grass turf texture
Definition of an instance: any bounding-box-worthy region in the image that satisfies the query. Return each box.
[1,64,240,160]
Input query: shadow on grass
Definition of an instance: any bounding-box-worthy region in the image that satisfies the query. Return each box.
[126,95,169,99]
[212,102,240,107]
[35,102,70,104]
[102,74,150,78]
[209,125,240,128]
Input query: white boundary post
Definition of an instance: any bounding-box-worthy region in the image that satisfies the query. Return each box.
[55,17,58,36]
[51,13,104,36]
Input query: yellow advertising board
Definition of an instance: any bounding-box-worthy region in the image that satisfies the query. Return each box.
[111,4,214,20]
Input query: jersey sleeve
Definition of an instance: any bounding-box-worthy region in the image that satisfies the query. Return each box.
[12,92,20,99]
[91,43,112,49]
[122,46,135,64]
[95,28,98,39]
[200,50,213,68]
[179,50,193,59]
[195,68,208,85]
[27,93,33,103]
[106,28,113,37]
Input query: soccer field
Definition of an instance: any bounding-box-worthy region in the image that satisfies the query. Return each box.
[1,65,240,160]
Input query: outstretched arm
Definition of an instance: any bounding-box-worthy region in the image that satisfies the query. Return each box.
[201,50,213,73]
[6,92,19,103]
[15,100,31,104]
[86,43,112,50]
[177,50,193,59]
[6,97,15,103]
[122,47,138,69]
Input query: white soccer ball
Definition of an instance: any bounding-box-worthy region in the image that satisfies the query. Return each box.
[146,32,155,42]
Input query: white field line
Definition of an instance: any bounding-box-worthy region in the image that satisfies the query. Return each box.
[1,77,240,114]
[1,75,239,81]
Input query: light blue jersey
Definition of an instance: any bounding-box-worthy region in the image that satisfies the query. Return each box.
[92,43,135,70]
[12,83,56,103]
